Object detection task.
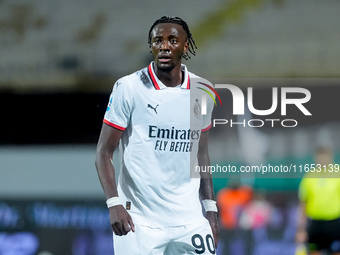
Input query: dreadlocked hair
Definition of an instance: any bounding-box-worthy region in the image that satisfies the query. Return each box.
[148,16,197,60]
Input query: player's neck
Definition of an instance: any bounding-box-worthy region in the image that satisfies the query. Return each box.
[154,63,183,88]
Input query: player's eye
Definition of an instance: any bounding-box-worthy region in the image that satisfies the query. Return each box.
[170,39,177,44]
[154,39,162,44]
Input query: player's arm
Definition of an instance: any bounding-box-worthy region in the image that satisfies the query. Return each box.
[295,201,307,243]
[198,131,219,247]
[95,123,135,235]
[296,178,308,243]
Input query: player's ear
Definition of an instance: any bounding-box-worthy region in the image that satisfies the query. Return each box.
[183,40,189,53]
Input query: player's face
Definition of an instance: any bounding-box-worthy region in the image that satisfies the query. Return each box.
[150,23,189,71]
[315,151,333,165]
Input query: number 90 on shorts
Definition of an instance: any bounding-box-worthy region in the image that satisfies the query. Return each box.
[191,234,216,254]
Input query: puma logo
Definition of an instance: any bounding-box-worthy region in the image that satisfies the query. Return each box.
[147,104,159,114]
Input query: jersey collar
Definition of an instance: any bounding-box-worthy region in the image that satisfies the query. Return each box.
[148,62,190,90]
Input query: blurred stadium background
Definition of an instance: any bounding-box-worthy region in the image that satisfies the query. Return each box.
[0,0,339,254]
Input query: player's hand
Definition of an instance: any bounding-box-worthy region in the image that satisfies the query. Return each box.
[109,205,135,236]
[295,228,307,244]
[205,211,219,248]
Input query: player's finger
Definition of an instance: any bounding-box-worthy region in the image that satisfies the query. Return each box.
[214,235,218,248]
[112,223,123,236]
[122,220,131,234]
[128,217,135,232]
[117,221,128,235]
[111,224,118,235]
[213,231,219,248]
[117,220,128,235]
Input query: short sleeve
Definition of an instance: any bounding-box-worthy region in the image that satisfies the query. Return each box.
[103,78,133,131]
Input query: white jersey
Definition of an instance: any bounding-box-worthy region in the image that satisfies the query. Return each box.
[104,62,214,227]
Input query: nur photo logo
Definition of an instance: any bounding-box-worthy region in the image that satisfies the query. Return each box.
[196,80,312,128]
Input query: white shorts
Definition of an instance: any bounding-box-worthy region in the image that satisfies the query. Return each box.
[113,218,216,255]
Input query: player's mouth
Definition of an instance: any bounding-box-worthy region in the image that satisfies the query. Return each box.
[158,55,171,63]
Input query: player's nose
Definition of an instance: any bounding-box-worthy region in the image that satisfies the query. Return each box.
[160,40,170,51]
